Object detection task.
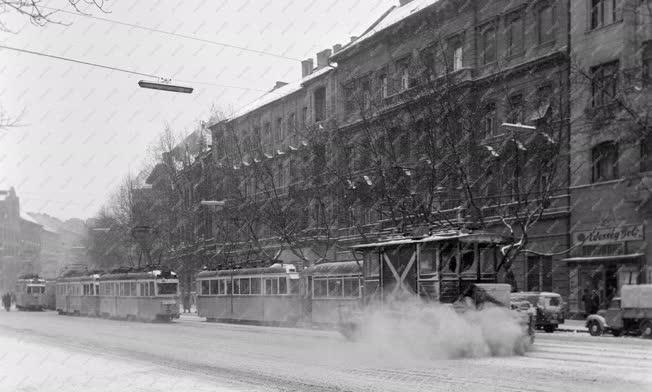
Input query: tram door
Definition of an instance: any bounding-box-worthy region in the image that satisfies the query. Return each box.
[380,245,418,301]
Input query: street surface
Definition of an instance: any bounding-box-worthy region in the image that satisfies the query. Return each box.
[1,311,651,392]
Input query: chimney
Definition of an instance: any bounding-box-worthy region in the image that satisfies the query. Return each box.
[301,58,314,78]
[399,0,413,5]
[333,43,342,53]
[316,49,332,69]
[272,81,288,91]
[350,36,358,43]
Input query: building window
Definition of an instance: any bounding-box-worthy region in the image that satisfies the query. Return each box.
[506,12,524,57]
[302,107,308,127]
[591,61,619,107]
[263,122,271,144]
[362,78,372,110]
[526,256,553,292]
[592,141,618,182]
[591,0,620,30]
[483,102,496,136]
[448,37,463,72]
[379,74,388,98]
[343,81,356,114]
[641,136,652,172]
[643,41,652,86]
[482,27,496,64]
[275,117,283,143]
[537,3,554,44]
[420,45,437,81]
[508,94,524,123]
[288,113,296,137]
[313,87,326,122]
[396,58,410,91]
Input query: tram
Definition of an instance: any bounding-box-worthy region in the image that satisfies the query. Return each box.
[55,267,180,322]
[351,229,509,304]
[307,261,363,326]
[15,274,47,311]
[56,271,100,316]
[196,263,302,325]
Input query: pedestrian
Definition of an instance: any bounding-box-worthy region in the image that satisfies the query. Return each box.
[2,293,10,312]
[581,287,591,316]
[183,292,190,313]
[590,289,600,314]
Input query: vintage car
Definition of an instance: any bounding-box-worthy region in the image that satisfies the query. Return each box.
[510,292,564,333]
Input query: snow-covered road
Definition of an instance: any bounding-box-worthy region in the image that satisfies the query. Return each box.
[1,311,650,392]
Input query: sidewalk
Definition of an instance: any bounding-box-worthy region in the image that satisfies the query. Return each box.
[556,319,588,333]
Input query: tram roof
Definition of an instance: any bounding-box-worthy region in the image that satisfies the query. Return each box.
[308,260,362,276]
[99,270,177,281]
[350,231,510,250]
[57,274,101,283]
[198,263,296,278]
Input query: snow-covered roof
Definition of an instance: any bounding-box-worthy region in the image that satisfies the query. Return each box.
[20,212,41,226]
[309,260,362,276]
[351,230,509,249]
[335,0,441,58]
[229,67,334,121]
[230,81,303,120]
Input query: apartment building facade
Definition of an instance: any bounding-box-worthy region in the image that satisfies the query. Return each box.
[566,0,652,314]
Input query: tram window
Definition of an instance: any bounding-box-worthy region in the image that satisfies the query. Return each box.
[278,277,287,295]
[314,279,327,298]
[420,246,436,275]
[250,278,261,295]
[240,278,250,295]
[343,278,360,297]
[119,283,125,297]
[265,278,273,295]
[479,247,495,273]
[364,253,380,277]
[271,278,278,295]
[289,278,300,294]
[328,278,343,297]
[202,280,210,295]
[149,281,155,296]
[217,279,224,295]
[226,280,232,295]
[157,283,178,295]
[441,243,458,273]
[460,245,475,273]
[131,282,137,296]
[233,278,241,295]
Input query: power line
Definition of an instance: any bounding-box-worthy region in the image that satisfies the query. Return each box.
[0,44,270,92]
[0,44,158,79]
[41,6,303,62]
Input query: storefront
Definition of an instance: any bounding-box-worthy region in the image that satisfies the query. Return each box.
[564,224,647,316]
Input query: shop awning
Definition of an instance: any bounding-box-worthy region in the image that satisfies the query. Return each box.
[562,253,645,264]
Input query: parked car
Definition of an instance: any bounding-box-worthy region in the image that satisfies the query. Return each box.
[586,284,652,338]
[510,292,564,333]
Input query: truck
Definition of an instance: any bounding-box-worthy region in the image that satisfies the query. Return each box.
[586,284,652,338]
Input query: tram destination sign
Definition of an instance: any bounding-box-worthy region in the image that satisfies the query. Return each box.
[573,225,644,245]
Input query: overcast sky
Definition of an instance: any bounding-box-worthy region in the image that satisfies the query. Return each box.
[0,0,395,221]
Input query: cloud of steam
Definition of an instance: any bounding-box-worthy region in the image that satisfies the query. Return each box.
[345,298,531,362]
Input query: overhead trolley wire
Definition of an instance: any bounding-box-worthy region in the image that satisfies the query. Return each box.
[40,6,303,62]
[0,44,271,92]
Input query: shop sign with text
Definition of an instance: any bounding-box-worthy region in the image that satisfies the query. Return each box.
[573,225,644,245]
